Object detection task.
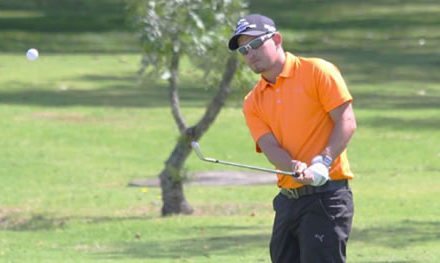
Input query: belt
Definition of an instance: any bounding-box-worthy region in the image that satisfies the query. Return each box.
[280,180,348,199]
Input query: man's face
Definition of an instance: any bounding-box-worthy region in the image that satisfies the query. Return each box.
[237,33,277,74]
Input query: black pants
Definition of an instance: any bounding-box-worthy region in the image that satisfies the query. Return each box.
[270,187,354,263]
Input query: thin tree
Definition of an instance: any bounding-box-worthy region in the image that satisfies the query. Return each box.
[128,0,248,215]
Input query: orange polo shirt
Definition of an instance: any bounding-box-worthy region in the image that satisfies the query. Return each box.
[243,52,354,189]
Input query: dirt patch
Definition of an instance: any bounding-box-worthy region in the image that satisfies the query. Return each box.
[128,171,277,187]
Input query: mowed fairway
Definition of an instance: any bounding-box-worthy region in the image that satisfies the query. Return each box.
[0,0,439,262]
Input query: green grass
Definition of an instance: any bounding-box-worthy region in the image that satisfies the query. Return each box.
[0,0,439,262]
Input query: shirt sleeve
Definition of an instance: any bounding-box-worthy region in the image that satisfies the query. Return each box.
[314,59,353,112]
[242,93,271,152]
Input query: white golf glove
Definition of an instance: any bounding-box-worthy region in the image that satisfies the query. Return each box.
[305,155,330,186]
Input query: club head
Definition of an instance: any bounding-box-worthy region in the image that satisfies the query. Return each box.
[190,141,205,160]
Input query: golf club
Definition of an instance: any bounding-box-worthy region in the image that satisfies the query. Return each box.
[191,141,299,177]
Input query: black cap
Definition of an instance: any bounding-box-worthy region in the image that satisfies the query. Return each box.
[228,14,277,50]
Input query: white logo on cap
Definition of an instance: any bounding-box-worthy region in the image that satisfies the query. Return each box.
[235,19,256,34]
[264,24,276,32]
[236,18,246,26]
[235,19,249,34]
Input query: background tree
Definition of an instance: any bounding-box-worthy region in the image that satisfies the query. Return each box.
[127,0,250,215]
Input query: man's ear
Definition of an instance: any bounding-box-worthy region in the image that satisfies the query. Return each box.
[273,32,282,47]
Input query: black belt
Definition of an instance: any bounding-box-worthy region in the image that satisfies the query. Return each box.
[280,180,349,199]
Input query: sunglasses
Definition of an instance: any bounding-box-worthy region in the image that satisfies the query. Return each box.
[237,32,275,55]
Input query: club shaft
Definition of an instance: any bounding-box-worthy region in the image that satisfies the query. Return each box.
[191,141,298,177]
[203,157,297,176]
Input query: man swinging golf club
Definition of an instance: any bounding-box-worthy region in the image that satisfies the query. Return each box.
[228,14,357,262]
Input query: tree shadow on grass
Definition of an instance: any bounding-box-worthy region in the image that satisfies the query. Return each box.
[0,75,224,108]
[333,49,440,85]
[352,91,440,111]
[0,0,136,53]
[0,73,438,112]
[1,212,438,260]
[0,213,154,232]
[252,0,440,32]
[96,231,269,260]
[93,219,439,260]
[288,44,440,87]
[1,212,270,260]
[251,0,440,87]
[359,115,440,131]
[0,0,128,33]
[350,219,440,249]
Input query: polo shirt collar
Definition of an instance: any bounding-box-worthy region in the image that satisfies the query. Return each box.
[280,52,296,78]
[258,52,297,91]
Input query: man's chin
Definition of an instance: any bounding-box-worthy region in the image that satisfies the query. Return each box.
[251,65,265,74]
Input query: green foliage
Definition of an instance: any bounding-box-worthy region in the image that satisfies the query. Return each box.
[127,0,247,87]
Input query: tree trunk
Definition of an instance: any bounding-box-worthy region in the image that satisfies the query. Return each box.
[159,54,239,216]
[159,39,193,216]
[159,136,194,216]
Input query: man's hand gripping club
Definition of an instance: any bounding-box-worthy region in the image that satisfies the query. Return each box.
[292,155,330,186]
[256,134,330,185]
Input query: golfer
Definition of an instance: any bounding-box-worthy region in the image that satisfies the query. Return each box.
[228,14,357,262]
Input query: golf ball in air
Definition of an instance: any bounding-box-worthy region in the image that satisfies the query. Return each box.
[26,48,39,61]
